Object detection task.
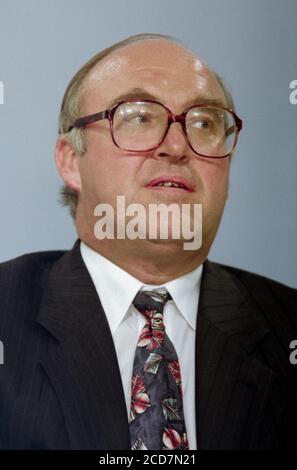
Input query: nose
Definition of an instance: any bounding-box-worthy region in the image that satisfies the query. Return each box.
[151,122,190,161]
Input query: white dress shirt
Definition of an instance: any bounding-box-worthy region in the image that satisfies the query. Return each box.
[80,241,203,450]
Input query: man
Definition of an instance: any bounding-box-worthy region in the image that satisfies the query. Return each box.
[0,33,296,450]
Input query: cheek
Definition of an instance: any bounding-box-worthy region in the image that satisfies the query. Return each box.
[199,160,230,204]
[78,142,141,204]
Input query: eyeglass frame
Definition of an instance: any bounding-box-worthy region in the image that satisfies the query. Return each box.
[67,98,243,159]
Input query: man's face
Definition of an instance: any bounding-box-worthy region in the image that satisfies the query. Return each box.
[66,40,231,250]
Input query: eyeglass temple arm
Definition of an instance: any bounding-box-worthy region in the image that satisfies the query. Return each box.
[67,110,108,132]
[225,116,243,137]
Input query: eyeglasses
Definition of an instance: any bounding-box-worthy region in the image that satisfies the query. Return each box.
[68,99,243,158]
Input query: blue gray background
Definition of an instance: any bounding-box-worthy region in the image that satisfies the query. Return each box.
[0,0,296,287]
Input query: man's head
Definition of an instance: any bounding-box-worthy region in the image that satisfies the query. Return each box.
[55,33,241,275]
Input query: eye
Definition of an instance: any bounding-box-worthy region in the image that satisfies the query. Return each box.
[192,119,212,130]
[187,108,224,132]
[134,113,150,124]
[121,111,152,124]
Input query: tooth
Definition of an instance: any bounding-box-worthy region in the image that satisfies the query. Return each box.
[155,181,185,188]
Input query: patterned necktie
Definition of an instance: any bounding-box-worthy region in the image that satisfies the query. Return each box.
[129,289,188,450]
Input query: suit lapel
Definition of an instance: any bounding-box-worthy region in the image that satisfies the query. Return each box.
[36,239,130,450]
[195,259,275,449]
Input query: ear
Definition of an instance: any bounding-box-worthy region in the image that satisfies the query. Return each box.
[55,138,82,193]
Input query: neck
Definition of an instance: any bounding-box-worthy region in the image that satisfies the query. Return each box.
[79,233,207,284]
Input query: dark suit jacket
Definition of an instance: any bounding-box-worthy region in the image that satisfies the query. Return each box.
[0,238,296,450]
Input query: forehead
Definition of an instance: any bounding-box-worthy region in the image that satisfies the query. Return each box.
[82,40,226,112]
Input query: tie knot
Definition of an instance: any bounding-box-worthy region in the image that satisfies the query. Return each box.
[132,289,172,321]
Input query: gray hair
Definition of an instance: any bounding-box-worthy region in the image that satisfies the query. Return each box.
[57,33,235,219]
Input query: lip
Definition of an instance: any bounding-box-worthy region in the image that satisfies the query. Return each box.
[146,176,194,192]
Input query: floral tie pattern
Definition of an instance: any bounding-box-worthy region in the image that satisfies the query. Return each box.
[129,289,189,450]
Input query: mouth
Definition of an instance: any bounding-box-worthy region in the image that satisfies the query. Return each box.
[146,176,194,193]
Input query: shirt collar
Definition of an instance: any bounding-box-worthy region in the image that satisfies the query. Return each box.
[80,241,203,333]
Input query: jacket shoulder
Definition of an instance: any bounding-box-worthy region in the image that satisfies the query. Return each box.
[0,249,67,308]
[213,261,296,293]
[0,249,67,279]
[207,259,297,326]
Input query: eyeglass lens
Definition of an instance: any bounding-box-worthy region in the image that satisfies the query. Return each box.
[112,101,237,157]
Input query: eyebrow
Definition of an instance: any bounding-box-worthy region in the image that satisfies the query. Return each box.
[106,87,227,109]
